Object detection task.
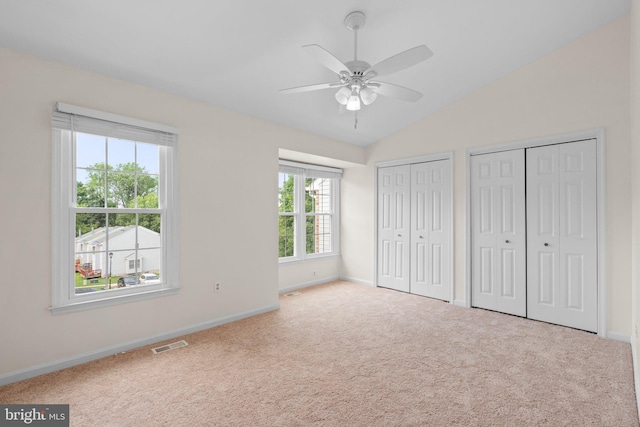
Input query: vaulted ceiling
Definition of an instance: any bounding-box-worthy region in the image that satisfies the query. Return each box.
[0,0,631,146]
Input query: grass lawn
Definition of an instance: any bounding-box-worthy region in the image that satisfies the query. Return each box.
[75,272,117,290]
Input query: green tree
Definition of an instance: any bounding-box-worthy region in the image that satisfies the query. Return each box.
[115,193,160,233]
[76,162,160,234]
[305,178,316,254]
[278,175,295,257]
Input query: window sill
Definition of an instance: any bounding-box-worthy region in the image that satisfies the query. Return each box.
[50,287,179,315]
[278,253,341,265]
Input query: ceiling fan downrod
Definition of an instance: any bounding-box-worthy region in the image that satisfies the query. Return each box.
[345,11,365,61]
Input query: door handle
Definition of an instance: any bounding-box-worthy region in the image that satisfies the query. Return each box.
[419,236,424,239]
[505,240,510,243]
[397,234,402,237]
[544,243,549,247]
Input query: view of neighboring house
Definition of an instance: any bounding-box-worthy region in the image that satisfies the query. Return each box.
[75,225,161,278]
[308,177,332,254]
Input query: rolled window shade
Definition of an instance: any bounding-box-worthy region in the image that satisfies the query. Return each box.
[279,160,342,180]
[52,103,178,147]
[278,164,305,176]
[304,169,341,179]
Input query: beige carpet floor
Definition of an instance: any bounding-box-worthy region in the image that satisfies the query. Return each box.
[1,281,638,426]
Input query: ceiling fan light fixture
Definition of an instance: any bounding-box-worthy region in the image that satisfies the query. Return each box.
[346,94,360,111]
[335,86,351,105]
[360,86,377,105]
[346,87,361,111]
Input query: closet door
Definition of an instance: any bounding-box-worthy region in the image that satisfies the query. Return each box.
[526,140,597,332]
[410,160,451,300]
[377,165,411,292]
[471,150,527,317]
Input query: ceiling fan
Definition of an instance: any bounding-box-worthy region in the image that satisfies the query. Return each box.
[280,11,433,120]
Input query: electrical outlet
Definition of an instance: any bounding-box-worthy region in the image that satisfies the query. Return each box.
[215,282,221,292]
[313,271,316,276]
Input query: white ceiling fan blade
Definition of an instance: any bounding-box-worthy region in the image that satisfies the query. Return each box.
[365,45,433,78]
[372,81,423,102]
[302,44,349,75]
[280,82,342,94]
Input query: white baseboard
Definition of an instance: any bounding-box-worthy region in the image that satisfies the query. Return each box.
[0,303,280,387]
[453,299,467,307]
[607,331,631,343]
[339,276,374,287]
[279,276,340,294]
[279,276,374,294]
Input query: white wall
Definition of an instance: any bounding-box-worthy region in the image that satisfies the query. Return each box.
[0,45,361,379]
[341,16,632,335]
[278,257,341,292]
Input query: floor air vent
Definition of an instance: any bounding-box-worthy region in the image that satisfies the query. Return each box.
[152,340,188,354]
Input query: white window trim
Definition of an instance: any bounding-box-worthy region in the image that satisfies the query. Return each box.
[278,160,341,263]
[51,104,180,314]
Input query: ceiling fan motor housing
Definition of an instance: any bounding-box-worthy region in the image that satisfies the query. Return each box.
[345,60,370,77]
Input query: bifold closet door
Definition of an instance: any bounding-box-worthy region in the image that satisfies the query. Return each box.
[526,140,597,332]
[377,165,411,292]
[410,160,451,300]
[471,150,527,317]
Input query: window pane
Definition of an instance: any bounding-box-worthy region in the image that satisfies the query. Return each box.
[137,142,159,175]
[104,250,126,289]
[138,213,161,238]
[278,215,295,258]
[76,133,105,168]
[76,167,106,208]
[74,251,108,294]
[107,225,137,256]
[110,210,135,230]
[75,213,106,238]
[278,173,295,213]
[306,214,332,254]
[107,171,135,208]
[107,138,135,169]
[305,177,331,214]
[136,174,159,208]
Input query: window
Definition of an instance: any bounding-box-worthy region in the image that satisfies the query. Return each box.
[278,160,341,261]
[128,259,141,270]
[52,103,179,313]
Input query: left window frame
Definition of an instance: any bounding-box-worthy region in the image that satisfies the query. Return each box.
[51,103,179,314]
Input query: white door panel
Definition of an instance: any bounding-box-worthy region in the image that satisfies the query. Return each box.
[527,140,597,332]
[471,150,527,316]
[377,165,410,292]
[410,160,451,300]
